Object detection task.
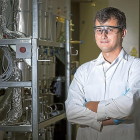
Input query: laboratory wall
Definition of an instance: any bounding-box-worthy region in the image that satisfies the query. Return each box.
[79,0,139,65]
[71,2,80,62]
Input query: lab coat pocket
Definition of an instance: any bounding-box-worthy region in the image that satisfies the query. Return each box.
[109,81,128,98]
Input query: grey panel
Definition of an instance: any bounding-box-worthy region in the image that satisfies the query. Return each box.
[16,43,31,59]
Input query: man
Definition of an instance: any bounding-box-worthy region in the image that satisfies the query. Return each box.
[65,7,140,140]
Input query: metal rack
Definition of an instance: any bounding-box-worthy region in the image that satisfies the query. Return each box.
[0,0,71,140]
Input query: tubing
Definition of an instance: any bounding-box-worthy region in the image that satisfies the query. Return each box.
[65,19,71,140]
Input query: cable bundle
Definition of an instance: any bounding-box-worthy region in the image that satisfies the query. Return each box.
[0,46,14,82]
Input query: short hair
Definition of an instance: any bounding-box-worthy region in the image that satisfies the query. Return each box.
[94,7,126,30]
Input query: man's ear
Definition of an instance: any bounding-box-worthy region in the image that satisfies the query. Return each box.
[122,29,127,38]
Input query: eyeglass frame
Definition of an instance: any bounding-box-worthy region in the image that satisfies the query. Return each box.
[93,26,122,35]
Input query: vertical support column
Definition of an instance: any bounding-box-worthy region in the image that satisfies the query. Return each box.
[65,19,71,140]
[32,0,39,140]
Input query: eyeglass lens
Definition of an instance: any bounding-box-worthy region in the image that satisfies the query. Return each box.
[94,26,119,35]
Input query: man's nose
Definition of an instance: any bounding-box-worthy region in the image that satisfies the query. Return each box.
[101,30,108,38]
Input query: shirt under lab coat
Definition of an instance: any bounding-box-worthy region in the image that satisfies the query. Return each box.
[65,48,140,140]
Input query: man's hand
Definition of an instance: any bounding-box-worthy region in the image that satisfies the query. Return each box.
[85,101,99,112]
[102,118,115,126]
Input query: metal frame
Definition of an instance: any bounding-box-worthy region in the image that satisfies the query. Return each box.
[0,0,71,140]
[38,40,64,48]
[32,0,39,139]
[0,39,31,45]
[39,113,66,129]
[0,125,32,132]
[65,19,71,140]
[0,82,31,87]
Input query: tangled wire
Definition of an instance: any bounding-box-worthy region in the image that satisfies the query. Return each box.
[0,46,14,82]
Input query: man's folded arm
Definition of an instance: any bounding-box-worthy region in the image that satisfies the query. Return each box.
[65,71,102,131]
[86,63,140,121]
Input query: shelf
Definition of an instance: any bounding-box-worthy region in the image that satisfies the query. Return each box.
[0,125,32,132]
[0,38,31,45]
[0,39,64,48]
[38,40,64,48]
[39,113,66,129]
[0,82,31,87]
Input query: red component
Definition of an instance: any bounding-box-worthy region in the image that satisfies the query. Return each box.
[20,47,26,53]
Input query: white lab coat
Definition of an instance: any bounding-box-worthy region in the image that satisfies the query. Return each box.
[65,49,140,140]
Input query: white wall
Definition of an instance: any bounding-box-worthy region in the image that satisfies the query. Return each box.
[79,0,139,65]
[108,0,139,56]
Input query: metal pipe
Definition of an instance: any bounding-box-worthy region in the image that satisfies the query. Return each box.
[32,0,39,139]
[65,19,71,140]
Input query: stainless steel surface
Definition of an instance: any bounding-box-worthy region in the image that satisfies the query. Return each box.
[50,56,56,78]
[38,60,52,61]
[16,43,31,59]
[38,10,45,40]
[65,19,71,140]
[0,82,31,87]
[0,39,31,45]
[17,61,32,81]
[17,12,32,37]
[38,61,43,80]
[18,0,32,12]
[0,0,71,139]
[47,0,53,13]
[43,61,50,80]
[54,0,64,17]
[39,113,66,129]
[44,12,48,40]
[32,1,38,39]
[32,0,39,139]
[0,125,32,132]
[52,14,56,42]
[65,0,71,20]
[38,0,47,11]
[38,40,64,47]
[17,0,32,36]
[32,36,39,140]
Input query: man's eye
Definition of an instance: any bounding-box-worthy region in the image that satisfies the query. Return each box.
[96,29,102,32]
[107,28,113,32]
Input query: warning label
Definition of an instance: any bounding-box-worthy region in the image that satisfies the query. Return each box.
[130,47,138,57]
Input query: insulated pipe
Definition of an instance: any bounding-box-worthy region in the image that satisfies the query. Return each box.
[65,19,71,140]
[0,0,25,38]
[0,88,13,120]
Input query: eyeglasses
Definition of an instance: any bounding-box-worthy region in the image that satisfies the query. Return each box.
[93,26,121,35]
